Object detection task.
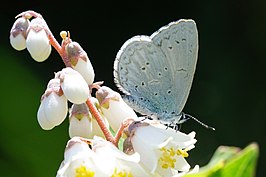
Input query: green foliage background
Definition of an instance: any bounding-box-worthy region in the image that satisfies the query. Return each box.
[0,1,264,176]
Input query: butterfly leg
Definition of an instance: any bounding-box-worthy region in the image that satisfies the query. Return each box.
[165,121,177,130]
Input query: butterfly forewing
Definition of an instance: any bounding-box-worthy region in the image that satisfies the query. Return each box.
[151,20,198,117]
[114,19,198,123]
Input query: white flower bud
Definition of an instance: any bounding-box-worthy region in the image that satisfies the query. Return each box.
[69,98,108,139]
[10,17,30,51]
[37,79,68,130]
[65,41,95,85]
[26,18,51,62]
[37,100,54,130]
[56,67,90,104]
[64,137,94,163]
[96,86,138,132]
[74,58,95,85]
[69,106,93,138]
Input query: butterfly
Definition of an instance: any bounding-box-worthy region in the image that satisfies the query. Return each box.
[114,19,214,130]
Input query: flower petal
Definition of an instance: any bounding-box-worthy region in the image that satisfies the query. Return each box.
[26,28,51,62]
[58,67,90,104]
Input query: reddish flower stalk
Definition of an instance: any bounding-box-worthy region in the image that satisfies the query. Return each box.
[85,98,116,144]
[47,33,71,67]
[114,119,133,146]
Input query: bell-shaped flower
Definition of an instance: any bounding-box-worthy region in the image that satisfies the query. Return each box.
[65,41,95,85]
[57,136,151,177]
[10,17,29,51]
[55,67,90,104]
[37,78,68,130]
[92,137,151,177]
[124,119,198,177]
[56,137,107,177]
[96,86,138,132]
[69,97,108,139]
[26,17,51,62]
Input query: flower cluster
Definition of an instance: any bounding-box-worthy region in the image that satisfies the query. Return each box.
[57,122,198,177]
[10,10,199,177]
[10,10,51,62]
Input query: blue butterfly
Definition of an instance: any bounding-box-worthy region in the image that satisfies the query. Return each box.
[114,19,214,130]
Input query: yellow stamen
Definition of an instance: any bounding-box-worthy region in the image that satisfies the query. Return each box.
[60,31,68,40]
[177,149,189,158]
[75,165,95,177]
[111,168,133,177]
[24,13,32,19]
[159,146,190,169]
[159,147,177,169]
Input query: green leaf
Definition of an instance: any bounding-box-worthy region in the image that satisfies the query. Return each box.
[221,143,259,177]
[185,142,259,177]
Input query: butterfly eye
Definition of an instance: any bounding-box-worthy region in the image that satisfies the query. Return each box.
[167,90,172,95]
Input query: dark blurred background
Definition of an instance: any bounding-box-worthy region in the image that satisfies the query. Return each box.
[0,0,265,176]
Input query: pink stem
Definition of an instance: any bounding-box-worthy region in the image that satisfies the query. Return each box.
[47,33,71,67]
[86,99,117,145]
[114,119,133,146]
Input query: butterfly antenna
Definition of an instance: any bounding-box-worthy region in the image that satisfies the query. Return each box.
[184,113,215,130]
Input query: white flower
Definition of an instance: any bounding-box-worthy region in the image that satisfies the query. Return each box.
[57,136,151,177]
[69,98,108,139]
[65,41,95,85]
[10,17,29,51]
[37,79,68,130]
[56,137,106,177]
[125,119,198,177]
[26,17,51,62]
[96,86,138,132]
[55,67,90,104]
[92,137,151,177]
